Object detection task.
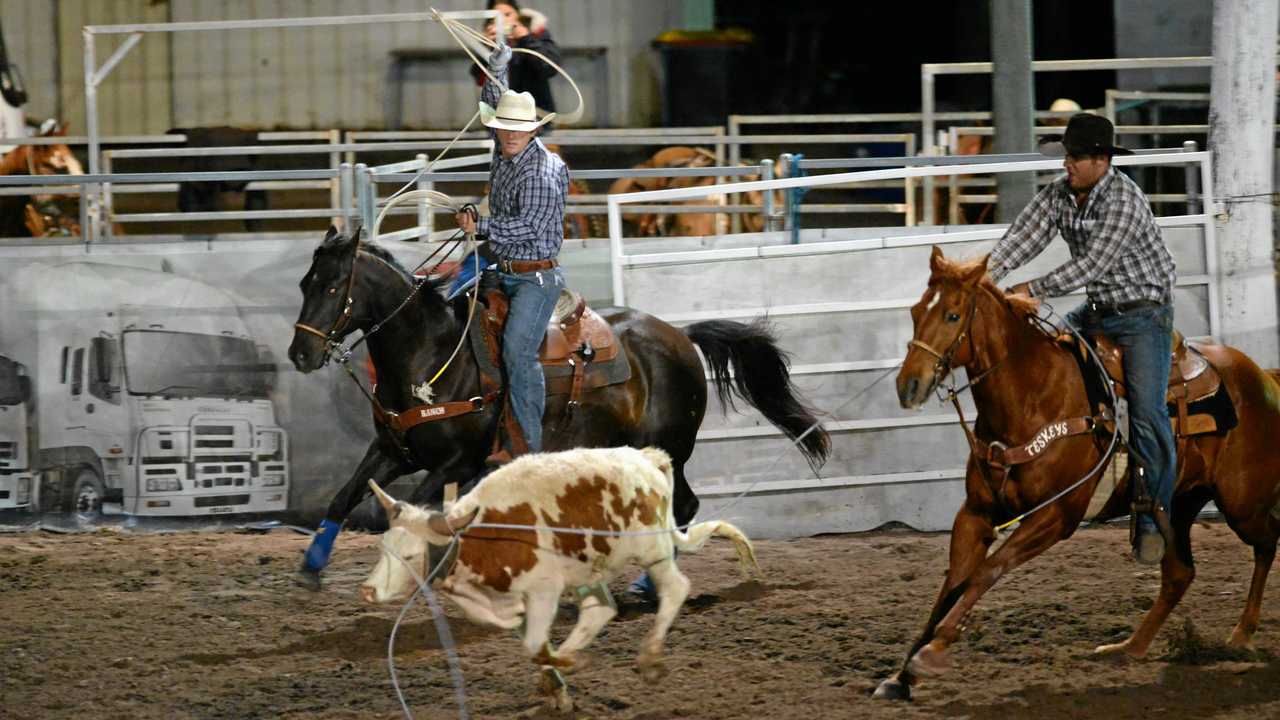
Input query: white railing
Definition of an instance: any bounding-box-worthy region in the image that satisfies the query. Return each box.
[608,150,1219,335]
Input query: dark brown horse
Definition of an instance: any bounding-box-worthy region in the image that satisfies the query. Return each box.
[288,226,830,588]
[0,123,84,237]
[876,246,1280,700]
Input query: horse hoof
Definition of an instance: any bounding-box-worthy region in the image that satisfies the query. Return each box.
[296,566,322,592]
[1226,629,1255,651]
[907,644,950,679]
[1094,641,1144,659]
[872,676,912,701]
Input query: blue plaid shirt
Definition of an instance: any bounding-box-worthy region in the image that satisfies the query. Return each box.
[989,167,1176,305]
[477,68,568,261]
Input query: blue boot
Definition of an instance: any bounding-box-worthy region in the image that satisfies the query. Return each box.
[298,519,341,591]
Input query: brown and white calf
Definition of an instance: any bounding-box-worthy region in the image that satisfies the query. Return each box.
[360,446,758,711]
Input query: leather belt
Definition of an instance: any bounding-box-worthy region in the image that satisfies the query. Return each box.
[497,258,557,274]
[1087,299,1162,317]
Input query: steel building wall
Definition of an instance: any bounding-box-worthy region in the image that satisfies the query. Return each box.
[7,0,678,134]
[0,0,61,124]
[54,0,173,137]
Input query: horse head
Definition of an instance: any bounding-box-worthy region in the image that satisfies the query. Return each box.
[288,224,369,373]
[27,121,84,178]
[897,246,990,408]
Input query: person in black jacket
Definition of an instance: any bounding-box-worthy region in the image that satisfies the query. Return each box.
[470,1,561,128]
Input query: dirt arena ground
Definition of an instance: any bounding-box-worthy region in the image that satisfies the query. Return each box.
[2,521,1278,720]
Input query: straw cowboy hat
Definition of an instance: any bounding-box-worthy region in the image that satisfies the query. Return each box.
[479,90,555,132]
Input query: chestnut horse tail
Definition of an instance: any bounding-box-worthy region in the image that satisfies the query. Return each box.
[684,318,831,474]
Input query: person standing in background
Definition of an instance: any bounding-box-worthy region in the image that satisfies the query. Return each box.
[471,1,562,130]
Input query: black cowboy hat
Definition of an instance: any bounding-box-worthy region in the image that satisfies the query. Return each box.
[1039,113,1133,157]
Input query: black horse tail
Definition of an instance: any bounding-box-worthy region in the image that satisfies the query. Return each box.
[685,318,831,474]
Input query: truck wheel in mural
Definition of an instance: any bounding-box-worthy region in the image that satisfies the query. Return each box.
[68,467,104,515]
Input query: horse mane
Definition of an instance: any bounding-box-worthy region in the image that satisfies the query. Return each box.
[319,230,458,313]
[930,253,1041,323]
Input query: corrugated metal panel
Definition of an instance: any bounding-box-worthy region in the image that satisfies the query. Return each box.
[55,0,172,137]
[12,0,681,133]
[167,0,680,130]
[0,0,60,122]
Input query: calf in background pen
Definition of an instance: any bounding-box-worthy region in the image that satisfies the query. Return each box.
[360,445,758,712]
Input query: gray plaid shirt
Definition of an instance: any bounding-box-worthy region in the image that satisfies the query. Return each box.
[989,167,1175,305]
[477,67,568,261]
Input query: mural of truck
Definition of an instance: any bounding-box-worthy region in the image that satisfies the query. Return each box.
[0,260,289,517]
[0,354,34,510]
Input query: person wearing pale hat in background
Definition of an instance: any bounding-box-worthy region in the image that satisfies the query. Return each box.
[455,39,568,466]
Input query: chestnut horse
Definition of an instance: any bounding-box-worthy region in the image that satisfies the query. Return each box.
[876,246,1280,700]
[0,123,84,237]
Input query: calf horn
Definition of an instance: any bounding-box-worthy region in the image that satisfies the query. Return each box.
[368,478,397,511]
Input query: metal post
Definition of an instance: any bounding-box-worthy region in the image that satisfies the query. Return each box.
[1182,140,1200,215]
[415,153,432,239]
[101,152,114,242]
[760,158,773,232]
[921,68,936,226]
[78,182,90,247]
[82,29,100,243]
[339,162,354,230]
[328,129,341,225]
[779,153,794,233]
[354,163,370,234]
[903,133,917,227]
[990,0,1036,222]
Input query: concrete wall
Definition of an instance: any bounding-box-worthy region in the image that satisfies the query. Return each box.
[1113,0,1214,91]
[5,0,679,135]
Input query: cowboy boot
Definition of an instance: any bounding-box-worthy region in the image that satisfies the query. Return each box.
[1129,465,1167,565]
[484,396,530,468]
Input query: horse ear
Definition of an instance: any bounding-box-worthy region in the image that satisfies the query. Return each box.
[348,218,364,241]
[324,224,339,241]
[961,254,991,286]
[929,245,946,273]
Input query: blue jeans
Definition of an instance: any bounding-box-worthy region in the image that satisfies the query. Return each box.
[499,267,564,452]
[1067,302,1177,527]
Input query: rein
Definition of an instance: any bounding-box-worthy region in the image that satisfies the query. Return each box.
[915,283,1120,530]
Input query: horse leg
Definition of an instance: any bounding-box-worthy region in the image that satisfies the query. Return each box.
[1227,540,1277,649]
[298,440,407,590]
[1095,489,1211,658]
[875,503,994,700]
[671,462,700,528]
[905,506,1069,681]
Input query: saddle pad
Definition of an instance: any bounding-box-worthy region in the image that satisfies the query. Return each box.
[1177,381,1237,436]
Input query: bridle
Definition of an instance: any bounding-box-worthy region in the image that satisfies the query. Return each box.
[907,286,982,392]
[293,235,362,365]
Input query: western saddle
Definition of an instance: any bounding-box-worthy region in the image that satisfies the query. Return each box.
[1061,329,1223,437]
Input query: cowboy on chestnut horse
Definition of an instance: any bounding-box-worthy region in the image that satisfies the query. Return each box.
[992,113,1177,565]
